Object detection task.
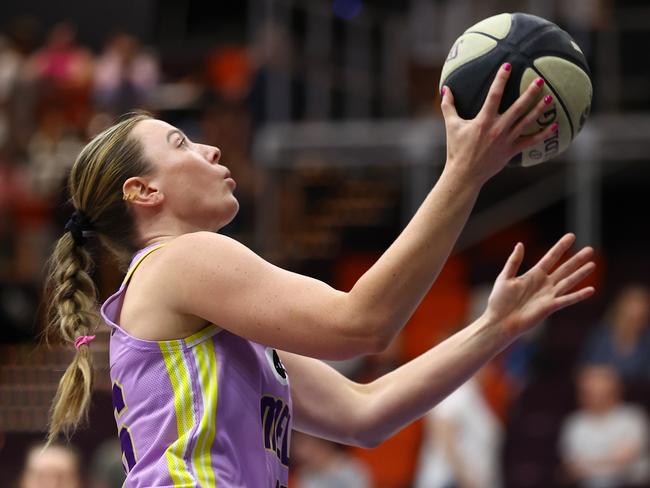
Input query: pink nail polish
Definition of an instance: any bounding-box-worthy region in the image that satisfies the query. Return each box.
[536,78,545,87]
[544,95,553,105]
[503,63,512,72]
[550,122,559,131]
[441,87,447,97]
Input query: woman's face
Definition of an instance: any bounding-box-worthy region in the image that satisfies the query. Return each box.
[131,118,239,231]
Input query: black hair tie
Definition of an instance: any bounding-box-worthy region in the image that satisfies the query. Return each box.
[64,209,94,247]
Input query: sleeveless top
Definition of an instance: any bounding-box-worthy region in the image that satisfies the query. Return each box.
[100,244,292,488]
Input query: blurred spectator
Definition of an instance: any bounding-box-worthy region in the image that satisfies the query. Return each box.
[582,285,650,382]
[89,439,125,488]
[248,21,298,127]
[93,32,160,114]
[24,22,92,89]
[559,364,650,488]
[292,432,371,488]
[23,22,93,130]
[26,107,84,199]
[19,442,82,488]
[0,34,24,150]
[413,374,503,488]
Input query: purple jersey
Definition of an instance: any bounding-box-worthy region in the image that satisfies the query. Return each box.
[101,244,292,487]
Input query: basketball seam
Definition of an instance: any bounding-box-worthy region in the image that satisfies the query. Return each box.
[467,20,588,72]
[518,24,558,53]
[532,66,575,139]
[465,30,500,42]
[467,21,555,55]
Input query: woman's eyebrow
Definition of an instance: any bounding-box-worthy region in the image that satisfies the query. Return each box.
[166,129,186,143]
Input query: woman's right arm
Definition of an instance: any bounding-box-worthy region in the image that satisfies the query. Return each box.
[163,64,559,359]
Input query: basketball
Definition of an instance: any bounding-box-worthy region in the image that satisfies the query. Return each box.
[439,13,593,166]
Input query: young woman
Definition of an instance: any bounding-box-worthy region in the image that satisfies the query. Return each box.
[45,64,595,487]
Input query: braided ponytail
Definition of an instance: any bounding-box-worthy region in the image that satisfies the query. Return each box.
[44,232,98,444]
[42,111,153,444]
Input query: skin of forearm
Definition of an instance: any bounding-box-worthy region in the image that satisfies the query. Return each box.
[357,313,512,446]
[347,167,481,342]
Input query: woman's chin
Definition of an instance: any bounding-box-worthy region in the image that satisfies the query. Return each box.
[214,202,239,230]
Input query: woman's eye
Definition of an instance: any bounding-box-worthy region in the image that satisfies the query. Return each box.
[178,137,186,147]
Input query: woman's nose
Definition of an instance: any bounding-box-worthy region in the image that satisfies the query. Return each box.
[207,145,221,164]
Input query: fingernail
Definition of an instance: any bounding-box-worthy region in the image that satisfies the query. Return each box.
[441,86,447,97]
[550,122,559,131]
[503,63,511,72]
[536,78,545,87]
[544,95,553,105]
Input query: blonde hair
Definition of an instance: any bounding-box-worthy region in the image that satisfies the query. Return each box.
[44,112,153,444]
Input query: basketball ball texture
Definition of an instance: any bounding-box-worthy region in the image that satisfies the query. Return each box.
[439,13,593,166]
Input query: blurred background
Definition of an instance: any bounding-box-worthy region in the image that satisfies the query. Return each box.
[0,0,649,487]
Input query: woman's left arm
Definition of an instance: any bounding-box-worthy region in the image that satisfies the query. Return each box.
[280,314,512,448]
[280,234,595,447]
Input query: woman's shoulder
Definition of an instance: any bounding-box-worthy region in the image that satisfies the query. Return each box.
[157,232,262,281]
[162,231,246,262]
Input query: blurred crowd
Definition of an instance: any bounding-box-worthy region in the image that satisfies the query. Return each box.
[0,20,263,342]
[1,3,649,487]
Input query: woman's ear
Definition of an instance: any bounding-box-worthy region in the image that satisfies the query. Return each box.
[122,177,164,207]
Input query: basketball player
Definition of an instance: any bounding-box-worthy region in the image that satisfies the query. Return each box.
[44,64,593,486]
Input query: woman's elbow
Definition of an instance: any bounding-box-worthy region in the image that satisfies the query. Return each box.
[361,315,395,354]
[324,337,385,360]
[347,421,387,448]
[345,392,387,448]
[328,293,396,358]
[365,332,393,355]
[333,318,393,359]
[352,432,385,449]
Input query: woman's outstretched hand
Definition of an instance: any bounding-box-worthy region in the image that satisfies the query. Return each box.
[486,233,595,339]
[441,63,557,185]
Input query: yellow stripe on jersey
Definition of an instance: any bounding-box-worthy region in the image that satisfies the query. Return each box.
[191,338,219,487]
[122,244,166,286]
[185,323,221,348]
[160,340,197,486]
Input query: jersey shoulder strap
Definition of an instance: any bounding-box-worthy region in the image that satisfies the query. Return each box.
[121,244,166,287]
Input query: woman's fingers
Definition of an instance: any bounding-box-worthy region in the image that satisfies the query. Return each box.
[551,246,594,284]
[535,233,576,273]
[502,77,547,133]
[513,121,559,156]
[508,89,553,140]
[499,242,525,279]
[553,286,596,312]
[440,86,460,123]
[479,63,513,117]
[555,261,596,296]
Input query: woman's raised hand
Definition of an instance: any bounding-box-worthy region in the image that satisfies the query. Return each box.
[485,234,595,339]
[440,63,557,185]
